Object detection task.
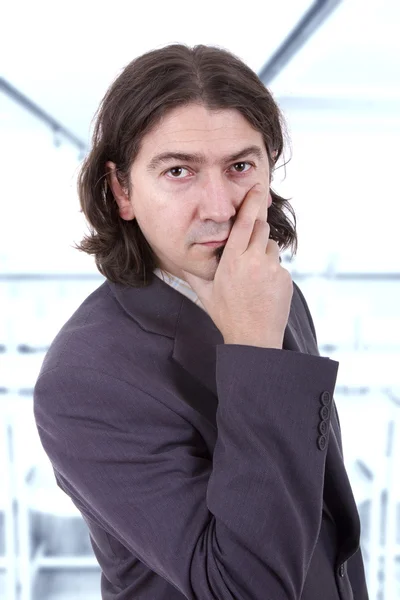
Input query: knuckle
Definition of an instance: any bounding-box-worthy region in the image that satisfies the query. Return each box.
[281,269,294,288]
[249,255,262,270]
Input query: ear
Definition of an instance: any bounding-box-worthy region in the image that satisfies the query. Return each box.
[106,161,135,221]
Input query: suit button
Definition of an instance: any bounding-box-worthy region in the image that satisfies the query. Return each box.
[319,406,330,421]
[318,420,328,435]
[317,435,327,450]
[339,563,345,577]
[320,391,331,406]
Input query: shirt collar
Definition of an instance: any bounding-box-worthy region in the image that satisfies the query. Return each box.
[153,268,207,313]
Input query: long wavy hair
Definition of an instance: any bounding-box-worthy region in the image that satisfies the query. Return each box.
[77,43,297,286]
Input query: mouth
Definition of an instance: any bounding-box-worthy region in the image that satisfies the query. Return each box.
[198,239,228,247]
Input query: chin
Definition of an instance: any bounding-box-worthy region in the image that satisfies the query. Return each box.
[182,247,222,282]
[203,261,219,282]
[184,260,218,283]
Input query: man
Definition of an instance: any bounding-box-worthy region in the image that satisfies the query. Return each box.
[34,44,368,599]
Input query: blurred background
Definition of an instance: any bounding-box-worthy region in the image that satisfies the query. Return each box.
[1,0,399,598]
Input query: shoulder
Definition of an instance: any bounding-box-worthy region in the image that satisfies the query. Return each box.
[39,281,159,377]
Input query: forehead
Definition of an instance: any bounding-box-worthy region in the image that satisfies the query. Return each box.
[137,103,266,160]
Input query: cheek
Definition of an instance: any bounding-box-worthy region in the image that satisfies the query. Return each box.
[132,187,168,232]
[151,191,195,238]
[138,203,190,249]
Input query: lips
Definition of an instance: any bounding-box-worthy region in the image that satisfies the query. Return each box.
[200,237,228,244]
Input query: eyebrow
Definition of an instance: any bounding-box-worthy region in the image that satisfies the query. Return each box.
[146,145,264,171]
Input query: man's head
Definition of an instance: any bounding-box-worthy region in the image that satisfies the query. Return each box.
[77,44,297,286]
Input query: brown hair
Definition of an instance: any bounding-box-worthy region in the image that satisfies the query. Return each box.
[77,43,297,286]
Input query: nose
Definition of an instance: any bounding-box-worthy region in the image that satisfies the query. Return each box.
[197,172,237,223]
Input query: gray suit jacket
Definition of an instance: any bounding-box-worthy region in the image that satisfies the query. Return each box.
[34,275,369,599]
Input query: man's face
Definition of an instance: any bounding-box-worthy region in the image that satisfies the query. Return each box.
[111,103,271,282]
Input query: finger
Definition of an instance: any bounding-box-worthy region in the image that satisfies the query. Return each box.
[247,218,270,253]
[223,184,268,256]
[256,188,269,224]
[265,238,280,259]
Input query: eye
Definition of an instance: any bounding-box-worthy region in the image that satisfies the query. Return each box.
[230,162,253,174]
[165,166,191,179]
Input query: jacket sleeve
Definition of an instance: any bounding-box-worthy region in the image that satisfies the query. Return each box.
[34,346,338,600]
[294,282,369,599]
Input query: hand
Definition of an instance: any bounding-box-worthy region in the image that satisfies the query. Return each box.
[182,185,293,349]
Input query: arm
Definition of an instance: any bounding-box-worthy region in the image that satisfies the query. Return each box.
[293,281,342,431]
[34,347,338,600]
[293,282,369,599]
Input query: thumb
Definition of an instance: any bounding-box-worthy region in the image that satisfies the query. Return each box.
[182,270,213,307]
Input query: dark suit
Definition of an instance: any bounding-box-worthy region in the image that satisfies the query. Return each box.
[34,275,369,599]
